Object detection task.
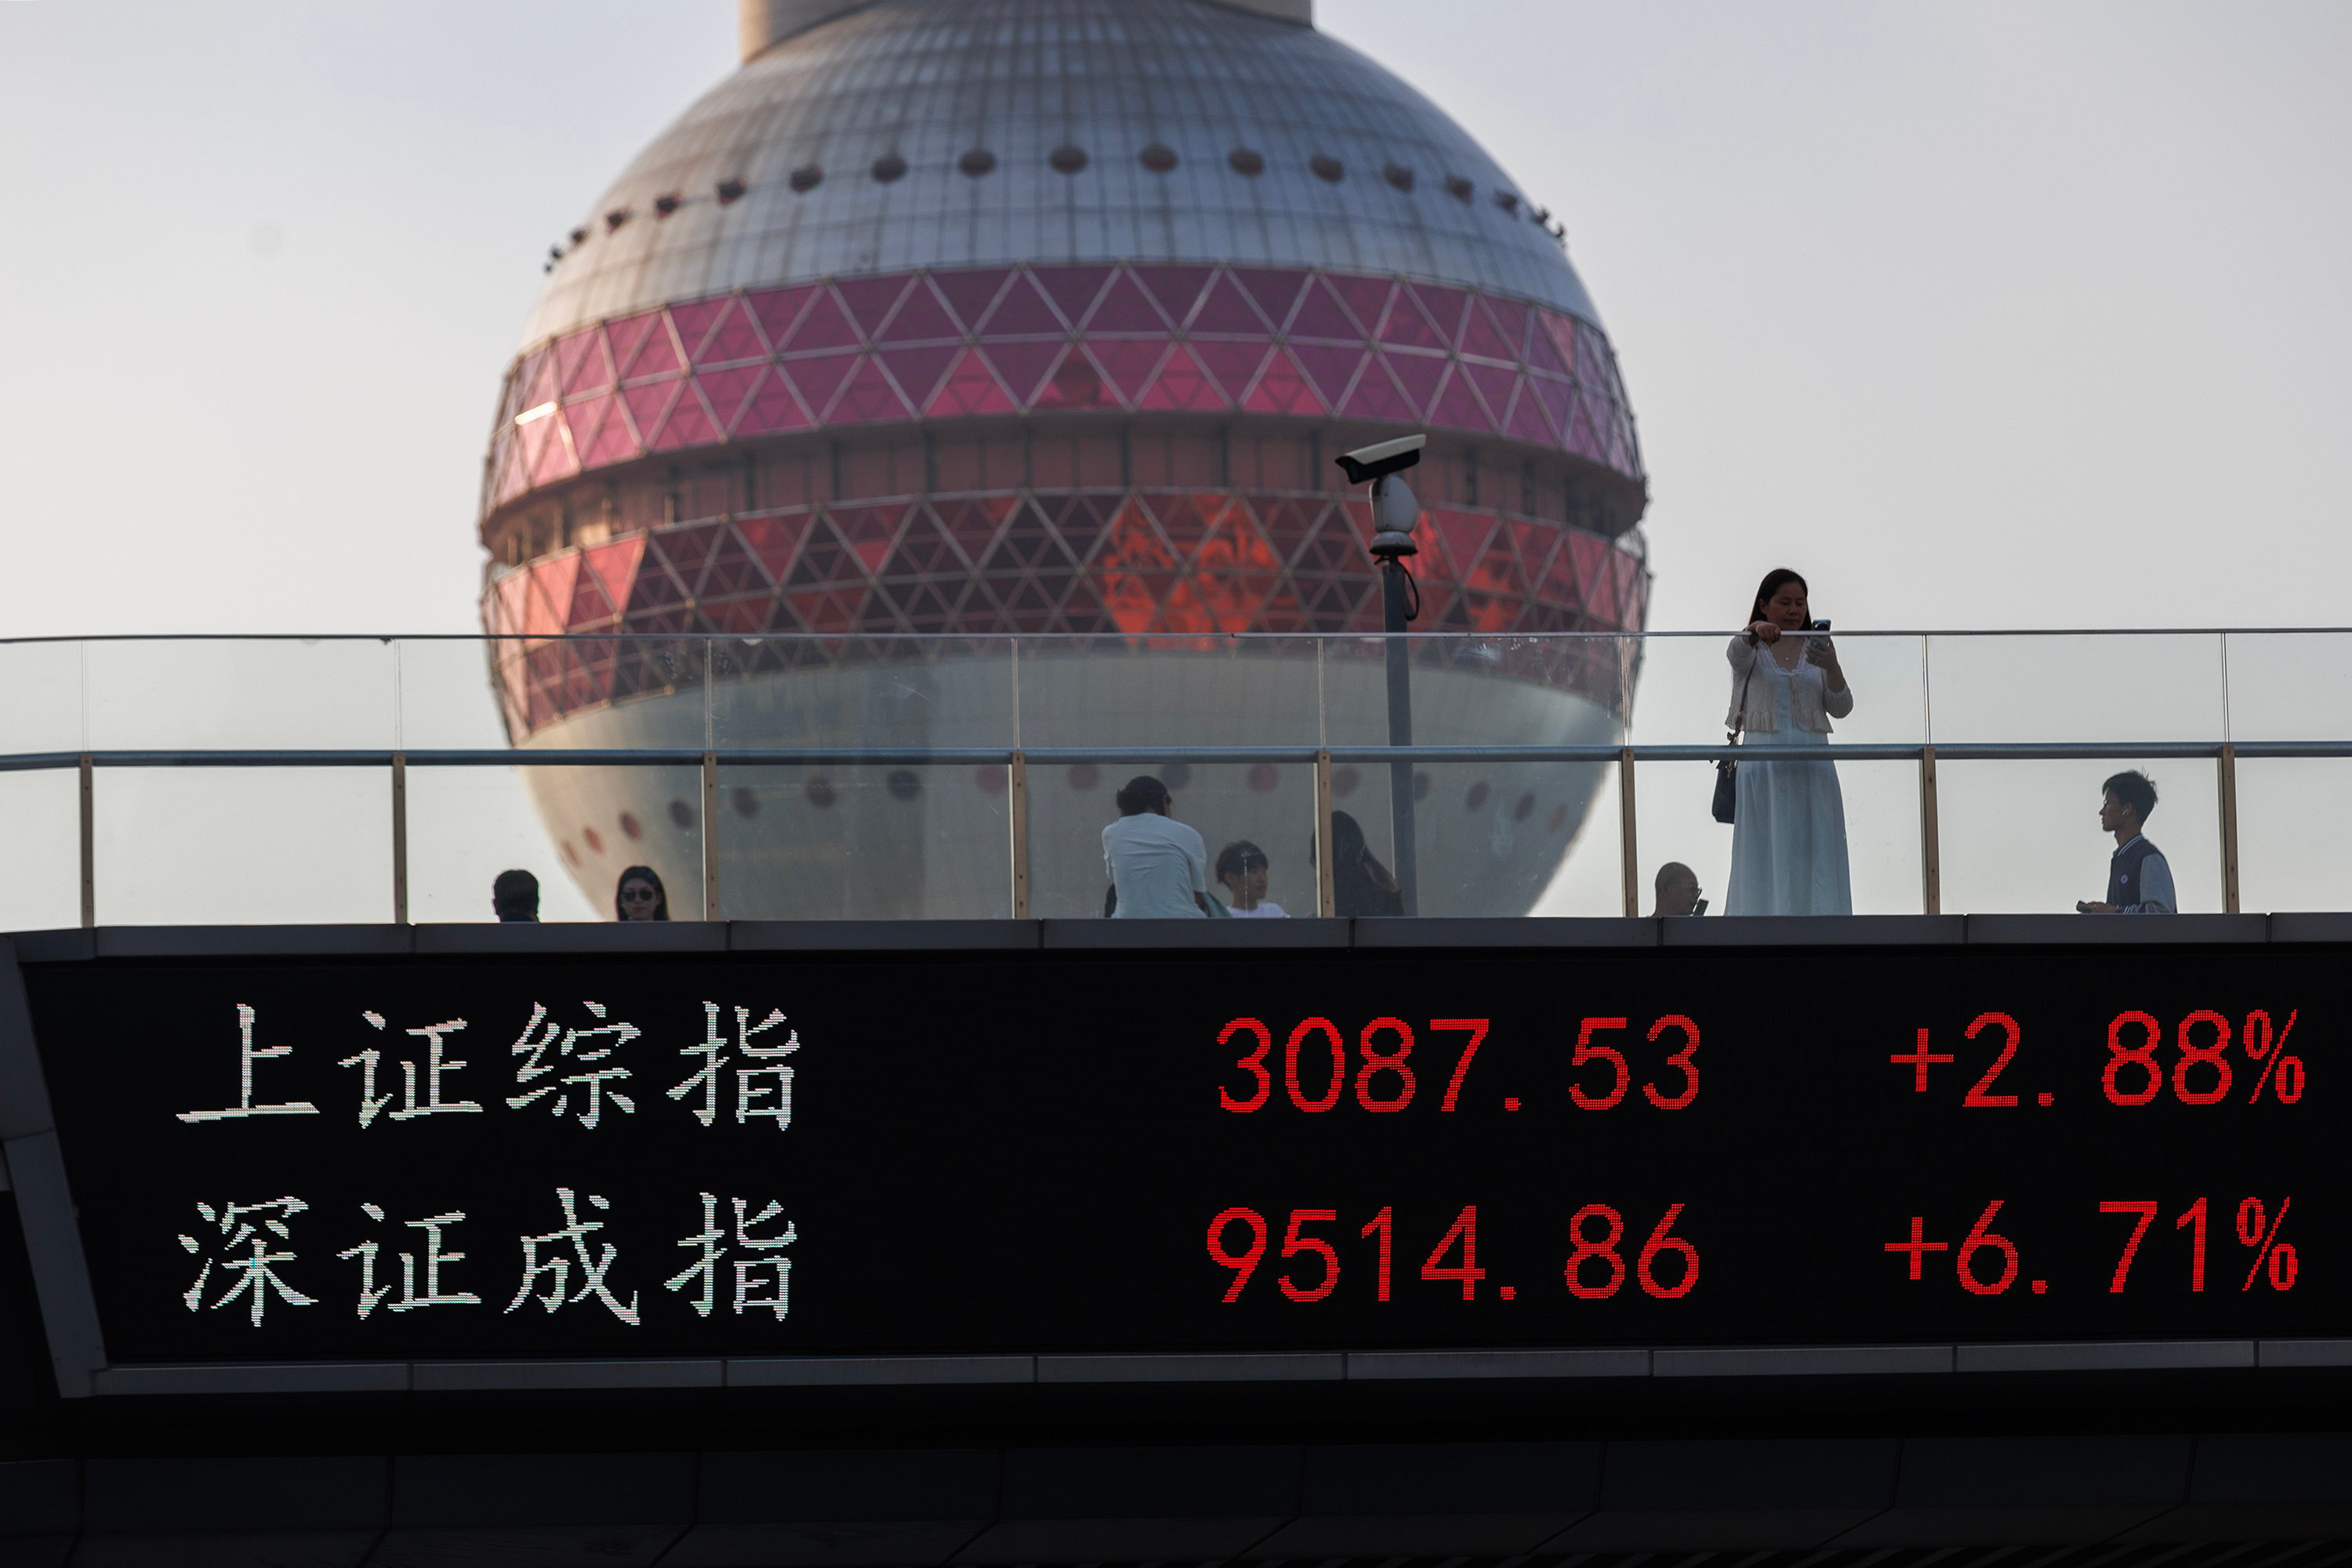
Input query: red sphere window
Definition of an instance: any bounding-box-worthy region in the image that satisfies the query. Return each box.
[619,811,644,840]
[1514,792,1535,822]
[805,777,837,808]
[668,799,695,829]
[1332,767,1359,798]
[1162,761,1193,789]
[887,770,921,801]
[732,787,760,818]
[583,826,604,853]
[975,766,1007,795]
[1247,763,1279,792]
[1465,782,1490,811]
[1066,763,1099,790]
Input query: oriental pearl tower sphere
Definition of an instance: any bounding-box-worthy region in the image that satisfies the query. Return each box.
[478,0,1650,919]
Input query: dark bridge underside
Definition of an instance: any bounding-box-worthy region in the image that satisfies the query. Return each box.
[5,920,2352,1558]
[1,1424,2351,1560]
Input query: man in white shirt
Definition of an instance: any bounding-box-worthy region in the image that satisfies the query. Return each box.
[1102,775,1212,918]
[2077,770,2176,915]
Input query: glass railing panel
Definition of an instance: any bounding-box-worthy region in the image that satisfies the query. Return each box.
[90,767,391,925]
[1397,759,1613,917]
[0,640,85,755]
[1624,759,1717,920]
[82,637,397,752]
[1926,633,2223,745]
[1936,758,2220,914]
[1014,634,1328,749]
[2221,630,2352,742]
[406,761,610,924]
[1624,757,1925,918]
[1316,635,1624,749]
[1529,756,1627,917]
[1621,632,1926,749]
[394,637,524,753]
[0,768,82,931]
[474,637,711,756]
[1316,635,1622,919]
[1843,760,1930,915]
[1028,758,1319,920]
[713,761,1011,920]
[709,637,1018,752]
[2234,759,2349,913]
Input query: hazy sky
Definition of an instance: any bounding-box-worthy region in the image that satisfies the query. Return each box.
[2,0,2347,642]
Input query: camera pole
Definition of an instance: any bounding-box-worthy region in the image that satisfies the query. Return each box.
[1373,507,1420,916]
[1337,434,1428,917]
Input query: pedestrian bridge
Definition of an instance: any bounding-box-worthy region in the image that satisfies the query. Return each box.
[4,627,2347,924]
[3,630,2350,1558]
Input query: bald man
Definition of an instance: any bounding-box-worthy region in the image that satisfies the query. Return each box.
[1653,862,1704,918]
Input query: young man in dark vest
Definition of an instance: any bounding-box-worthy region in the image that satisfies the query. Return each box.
[2076,770,2176,914]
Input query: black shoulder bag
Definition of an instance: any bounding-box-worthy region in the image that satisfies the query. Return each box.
[1711,653,1755,825]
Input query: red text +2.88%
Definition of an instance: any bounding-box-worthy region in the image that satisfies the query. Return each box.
[1890,1009,2305,1109]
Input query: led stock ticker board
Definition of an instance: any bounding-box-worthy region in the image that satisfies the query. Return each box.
[12,944,2340,1369]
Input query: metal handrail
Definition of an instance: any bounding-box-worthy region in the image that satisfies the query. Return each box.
[10,627,2352,644]
[23,734,2310,926]
[5,739,2349,771]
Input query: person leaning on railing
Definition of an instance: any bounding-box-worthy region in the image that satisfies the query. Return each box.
[1722,568,1854,916]
[1102,775,1219,919]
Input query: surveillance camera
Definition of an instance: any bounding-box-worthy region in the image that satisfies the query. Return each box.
[1334,433,1426,485]
[1371,476,1418,535]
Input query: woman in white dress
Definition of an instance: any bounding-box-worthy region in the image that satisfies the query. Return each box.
[1725,569,1853,916]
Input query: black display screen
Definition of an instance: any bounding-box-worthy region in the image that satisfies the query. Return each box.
[19,946,2340,1365]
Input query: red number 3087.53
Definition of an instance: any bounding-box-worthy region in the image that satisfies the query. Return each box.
[1218,1018,1490,1114]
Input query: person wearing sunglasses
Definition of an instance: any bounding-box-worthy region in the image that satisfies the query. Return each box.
[615,865,670,921]
[1215,840,1288,918]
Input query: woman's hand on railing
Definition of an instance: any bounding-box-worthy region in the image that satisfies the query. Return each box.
[1746,619,1780,644]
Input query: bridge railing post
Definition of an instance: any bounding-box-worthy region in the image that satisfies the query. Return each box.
[1008,750,1030,919]
[390,752,409,925]
[1618,746,1639,917]
[2218,742,2241,914]
[78,753,95,930]
[1919,744,1942,916]
[701,750,721,921]
[1314,748,1336,918]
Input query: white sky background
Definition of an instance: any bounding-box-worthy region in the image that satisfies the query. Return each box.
[1,1,2347,924]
